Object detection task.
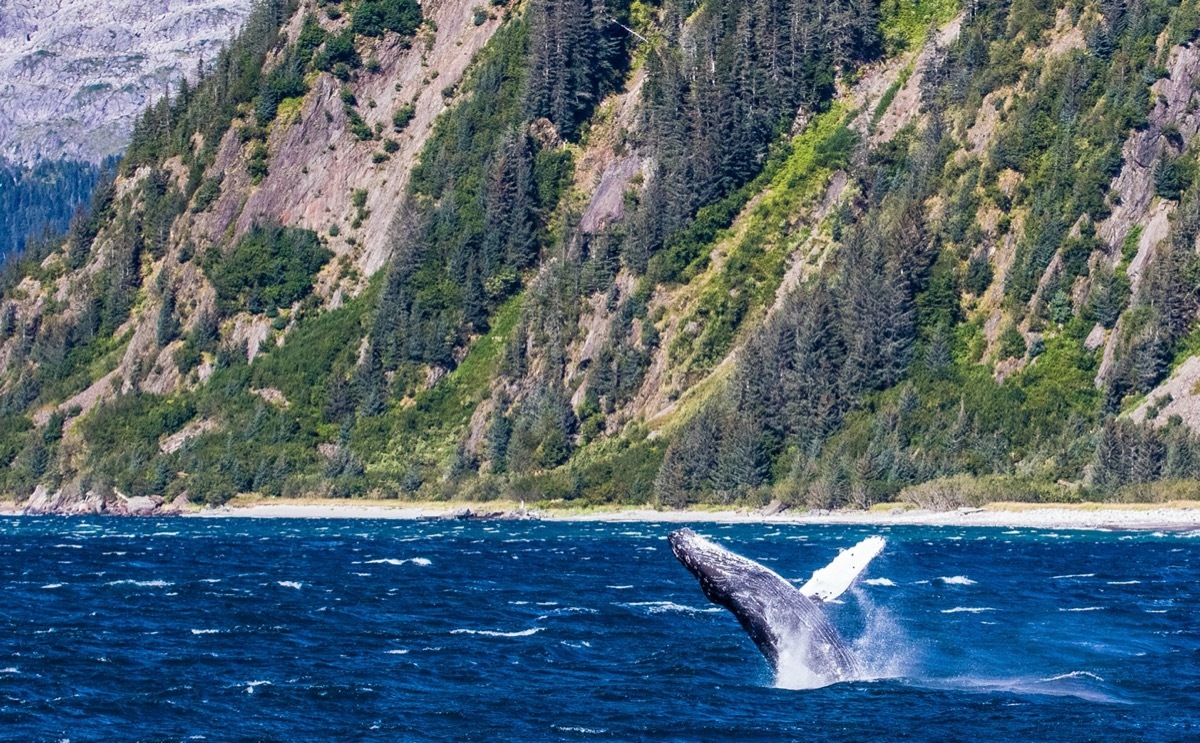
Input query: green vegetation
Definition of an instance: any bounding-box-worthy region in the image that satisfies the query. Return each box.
[879,0,959,54]
[351,0,421,38]
[8,0,1200,511]
[202,223,332,315]
[669,106,856,377]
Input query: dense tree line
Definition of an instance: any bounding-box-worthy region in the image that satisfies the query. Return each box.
[367,0,631,403]
[0,157,116,266]
[654,0,1200,508]
[626,0,880,278]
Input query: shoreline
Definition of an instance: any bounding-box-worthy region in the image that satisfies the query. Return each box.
[4,497,1200,531]
[188,498,1200,531]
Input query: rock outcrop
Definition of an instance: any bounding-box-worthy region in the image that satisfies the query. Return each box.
[0,0,252,164]
[22,483,187,516]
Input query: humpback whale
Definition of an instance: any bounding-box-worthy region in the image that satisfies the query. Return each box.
[668,528,885,685]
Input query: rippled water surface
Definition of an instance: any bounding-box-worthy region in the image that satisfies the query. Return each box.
[1,517,1198,740]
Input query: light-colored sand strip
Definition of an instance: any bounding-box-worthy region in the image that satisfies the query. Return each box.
[5,498,1199,530]
[175,500,1200,531]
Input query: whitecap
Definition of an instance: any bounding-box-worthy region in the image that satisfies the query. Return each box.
[0,667,17,674]
[53,544,82,549]
[41,584,63,589]
[606,585,633,590]
[864,578,896,587]
[190,629,221,635]
[622,601,721,615]
[1106,580,1140,585]
[941,607,995,614]
[277,581,302,589]
[107,580,173,588]
[1051,573,1095,579]
[938,575,976,585]
[540,607,597,616]
[385,649,409,655]
[245,680,271,694]
[363,557,431,566]
[1060,607,1104,612]
[450,627,543,637]
[1040,671,1104,683]
[552,726,607,734]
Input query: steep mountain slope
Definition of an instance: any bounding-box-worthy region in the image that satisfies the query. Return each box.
[0,0,252,164]
[0,1,252,265]
[4,0,1200,513]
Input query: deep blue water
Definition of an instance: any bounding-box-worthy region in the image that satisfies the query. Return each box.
[1,517,1198,741]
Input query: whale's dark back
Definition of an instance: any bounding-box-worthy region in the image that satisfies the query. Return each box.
[668,528,860,680]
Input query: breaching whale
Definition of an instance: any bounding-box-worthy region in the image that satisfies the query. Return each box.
[668,528,885,685]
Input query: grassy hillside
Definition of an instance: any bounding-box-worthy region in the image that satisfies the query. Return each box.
[4,0,1200,510]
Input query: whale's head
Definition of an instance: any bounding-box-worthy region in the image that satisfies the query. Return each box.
[668,528,760,607]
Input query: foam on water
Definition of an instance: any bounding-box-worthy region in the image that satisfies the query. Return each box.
[621,601,720,615]
[450,627,544,638]
[938,575,976,585]
[775,585,910,690]
[941,607,995,614]
[362,558,431,566]
[107,580,173,587]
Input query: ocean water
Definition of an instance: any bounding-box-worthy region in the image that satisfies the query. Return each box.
[1,517,1197,741]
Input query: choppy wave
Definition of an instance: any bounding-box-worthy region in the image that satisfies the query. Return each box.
[941,607,995,614]
[450,627,543,638]
[552,726,608,734]
[362,558,431,566]
[107,579,173,588]
[864,578,896,586]
[621,601,721,615]
[277,581,302,589]
[938,576,976,585]
[1041,671,1105,683]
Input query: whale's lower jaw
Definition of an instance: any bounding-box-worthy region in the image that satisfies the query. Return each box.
[668,528,862,682]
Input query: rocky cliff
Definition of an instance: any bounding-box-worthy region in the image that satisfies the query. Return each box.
[4,0,1200,513]
[0,0,252,164]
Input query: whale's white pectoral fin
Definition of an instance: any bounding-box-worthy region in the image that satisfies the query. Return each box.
[799,536,887,603]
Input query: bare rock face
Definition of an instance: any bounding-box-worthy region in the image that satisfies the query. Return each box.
[0,0,252,164]
[22,482,179,516]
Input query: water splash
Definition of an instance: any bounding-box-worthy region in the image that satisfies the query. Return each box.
[774,586,911,690]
